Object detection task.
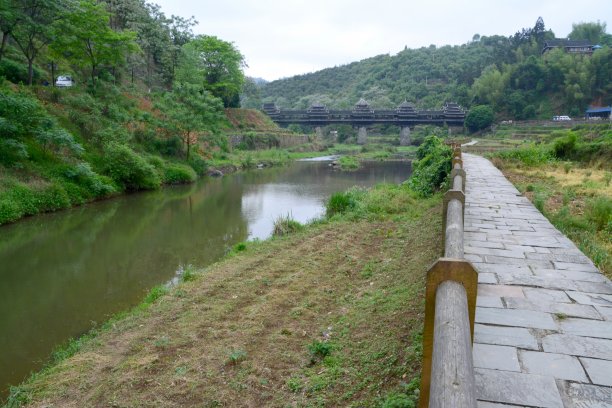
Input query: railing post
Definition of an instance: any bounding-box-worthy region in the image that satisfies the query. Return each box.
[419,146,478,408]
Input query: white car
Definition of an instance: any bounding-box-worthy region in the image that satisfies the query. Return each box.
[553,115,571,121]
[55,75,74,87]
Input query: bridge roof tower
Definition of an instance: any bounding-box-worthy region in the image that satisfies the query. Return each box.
[352,98,374,117]
[396,100,417,118]
[443,102,465,119]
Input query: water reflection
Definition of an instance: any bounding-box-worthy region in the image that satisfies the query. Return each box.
[0,159,410,397]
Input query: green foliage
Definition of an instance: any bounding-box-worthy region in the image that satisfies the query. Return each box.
[177,35,246,107]
[228,349,247,365]
[326,189,361,217]
[407,136,452,196]
[155,82,225,158]
[338,155,359,170]
[0,59,42,84]
[187,153,208,175]
[102,143,161,191]
[465,105,494,132]
[308,341,334,360]
[272,213,304,236]
[586,197,611,231]
[553,132,578,159]
[50,0,138,86]
[142,285,169,305]
[491,144,554,166]
[163,163,197,184]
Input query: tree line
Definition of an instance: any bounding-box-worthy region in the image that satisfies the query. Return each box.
[0,0,245,106]
[251,18,611,121]
[0,0,252,225]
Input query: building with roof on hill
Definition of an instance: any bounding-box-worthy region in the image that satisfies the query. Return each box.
[541,39,593,55]
[585,106,611,120]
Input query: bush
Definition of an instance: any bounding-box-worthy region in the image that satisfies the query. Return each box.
[102,143,161,191]
[64,162,115,197]
[492,144,554,166]
[465,105,494,132]
[163,163,197,184]
[188,153,208,175]
[338,155,359,170]
[326,189,362,217]
[272,213,304,236]
[407,136,452,196]
[586,197,611,231]
[553,132,578,159]
[0,59,43,84]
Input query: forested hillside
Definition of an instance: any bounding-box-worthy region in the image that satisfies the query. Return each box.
[252,18,612,120]
[0,0,254,225]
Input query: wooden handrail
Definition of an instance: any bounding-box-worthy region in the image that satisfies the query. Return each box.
[419,146,478,408]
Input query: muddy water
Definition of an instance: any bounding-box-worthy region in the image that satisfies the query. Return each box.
[0,159,410,397]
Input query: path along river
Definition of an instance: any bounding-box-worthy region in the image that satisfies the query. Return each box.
[0,158,410,397]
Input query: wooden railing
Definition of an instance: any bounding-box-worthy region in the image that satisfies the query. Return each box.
[419,145,478,408]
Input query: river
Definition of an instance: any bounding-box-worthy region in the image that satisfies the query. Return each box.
[0,158,410,397]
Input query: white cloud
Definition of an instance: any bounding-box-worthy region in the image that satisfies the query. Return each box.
[152,0,612,80]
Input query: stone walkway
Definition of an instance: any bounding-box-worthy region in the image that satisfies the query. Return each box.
[463,154,612,408]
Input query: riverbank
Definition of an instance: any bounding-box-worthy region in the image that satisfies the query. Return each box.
[5,183,441,407]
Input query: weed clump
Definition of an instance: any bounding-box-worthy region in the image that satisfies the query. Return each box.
[272,213,304,236]
[338,155,360,170]
[308,340,334,364]
[228,349,247,365]
[586,197,611,231]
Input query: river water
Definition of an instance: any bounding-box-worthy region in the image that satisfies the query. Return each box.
[0,159,410,397]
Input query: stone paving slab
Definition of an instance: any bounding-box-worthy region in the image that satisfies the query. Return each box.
[463,154,612,408]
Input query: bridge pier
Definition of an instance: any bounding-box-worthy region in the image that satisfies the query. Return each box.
[400,126,411,146]
[357,127,367,145]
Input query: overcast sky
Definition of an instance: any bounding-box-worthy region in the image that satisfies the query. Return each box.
[153,0,611,81]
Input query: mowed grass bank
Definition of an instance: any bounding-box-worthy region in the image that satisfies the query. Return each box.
[8,184,442,407]
[488,128,611,278]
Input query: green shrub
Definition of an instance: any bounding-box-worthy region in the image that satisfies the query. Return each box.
[102,143,161,191]
[0,59,43,84]
[37,184,71,211]
[381,393,416,408]
[553,132,578,159]
[163,163,197,184]
[586,197,611,231]
[326,190,360,217]
[308,341,334,360]
[272,213,304,236]
[0,198,22,224]
[64,162,115,197]
[492,144,553,166]
[339,155,359,170]
[407,136,452,196]
[465,105,494,132]
[188,153,208,175]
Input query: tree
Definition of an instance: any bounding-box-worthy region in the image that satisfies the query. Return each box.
[11,0,64,85]
[155,83,225,158]
[471,65,507,107]
[176,35,246,107]
[569,21,608,44]
[465,105,494,132]
[0,0,21,62]
[164,14,196,84]
[50,0,138,87]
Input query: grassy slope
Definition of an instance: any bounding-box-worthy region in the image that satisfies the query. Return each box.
[477,124,611,278]
[495,162,611,278]
[11,191,441,407]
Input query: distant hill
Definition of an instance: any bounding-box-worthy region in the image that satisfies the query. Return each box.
[252,19,611,120]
